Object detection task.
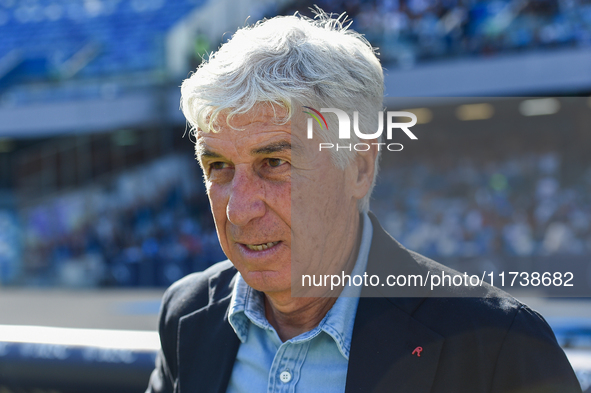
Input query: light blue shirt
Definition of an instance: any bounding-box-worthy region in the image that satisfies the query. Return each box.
[226,213,373,393]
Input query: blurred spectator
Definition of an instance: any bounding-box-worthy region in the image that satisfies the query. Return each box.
[277,0,591,66]
[372,150,591,259]
[19,154,225,288]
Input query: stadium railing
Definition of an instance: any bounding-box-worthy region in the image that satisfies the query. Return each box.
[0,325,158,393]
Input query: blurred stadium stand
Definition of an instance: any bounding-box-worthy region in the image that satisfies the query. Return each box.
[376,98,591,259]
[280,0,591,95]
[1,0,591,391]
[373,97,591,297]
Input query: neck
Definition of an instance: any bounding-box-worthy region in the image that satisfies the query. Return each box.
[264,295,337,341]
[264,213,363,341]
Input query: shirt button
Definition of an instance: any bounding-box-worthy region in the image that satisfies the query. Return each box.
[279,370,292,383]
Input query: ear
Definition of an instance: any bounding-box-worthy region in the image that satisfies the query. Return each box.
[350,139,379,201]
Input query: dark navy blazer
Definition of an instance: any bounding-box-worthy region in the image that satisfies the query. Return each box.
[146,213,582,393]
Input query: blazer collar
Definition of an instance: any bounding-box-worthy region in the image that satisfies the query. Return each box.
[345,212,444,393]
[363,211,433,309]
[177,266,240,393]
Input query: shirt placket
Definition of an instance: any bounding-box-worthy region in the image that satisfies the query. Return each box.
[267,340,310,393]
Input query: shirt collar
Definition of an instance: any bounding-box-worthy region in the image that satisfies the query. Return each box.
[228,212,374,360]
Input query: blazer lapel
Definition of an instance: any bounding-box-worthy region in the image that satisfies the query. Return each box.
[177,271,241,393]
[345,213,444,393]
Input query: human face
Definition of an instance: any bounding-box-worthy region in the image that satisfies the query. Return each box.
[195,105,370,297]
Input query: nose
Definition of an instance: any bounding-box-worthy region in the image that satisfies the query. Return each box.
[226,166,266,226]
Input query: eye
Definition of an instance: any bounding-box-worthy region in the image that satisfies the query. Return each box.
[210,162,230,170]
[267,158,286,167]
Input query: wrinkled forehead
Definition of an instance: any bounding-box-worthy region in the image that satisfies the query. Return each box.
[194,104,310,153]
[217,103,289,128]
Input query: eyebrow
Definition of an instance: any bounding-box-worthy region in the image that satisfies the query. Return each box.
[198,146,222,159]
[251,140,291,155]
[197,140,292,159]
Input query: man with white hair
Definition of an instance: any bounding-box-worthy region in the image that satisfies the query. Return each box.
[146,11,581,393]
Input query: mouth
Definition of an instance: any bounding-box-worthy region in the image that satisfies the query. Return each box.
[242,241,281,251]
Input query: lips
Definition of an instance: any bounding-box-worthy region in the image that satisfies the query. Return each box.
[243,241,280,251]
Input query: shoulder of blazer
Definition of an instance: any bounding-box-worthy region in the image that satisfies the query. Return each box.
[366,211,530,336]
[161,260,237,320]
[348,213,576,393]
[157,260,238,377]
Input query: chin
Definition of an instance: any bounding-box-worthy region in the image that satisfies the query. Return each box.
[241,270,290,294]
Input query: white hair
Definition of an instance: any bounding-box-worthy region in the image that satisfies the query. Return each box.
[180,10,384,212]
